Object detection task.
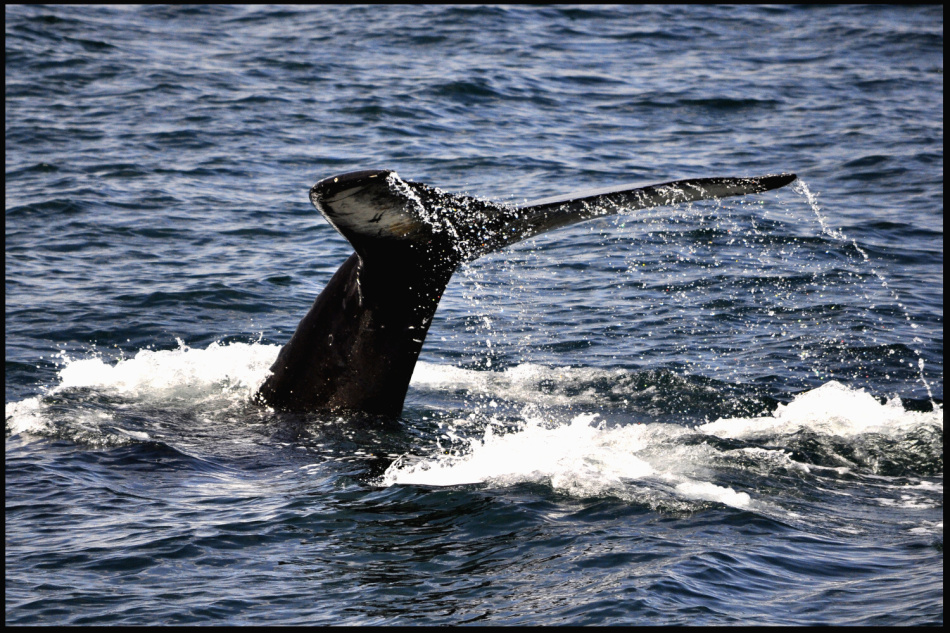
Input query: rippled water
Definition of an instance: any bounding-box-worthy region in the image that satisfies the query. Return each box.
[5,4,943,625]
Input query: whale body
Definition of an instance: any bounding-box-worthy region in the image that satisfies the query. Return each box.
[255,170,797,416]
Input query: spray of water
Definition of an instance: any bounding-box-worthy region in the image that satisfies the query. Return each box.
[793,179,937,408]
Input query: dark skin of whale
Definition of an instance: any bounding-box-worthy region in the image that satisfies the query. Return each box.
[255,170,797,416]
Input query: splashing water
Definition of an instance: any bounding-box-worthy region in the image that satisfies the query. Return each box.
[793,180,938,408]
[382,379,940,513]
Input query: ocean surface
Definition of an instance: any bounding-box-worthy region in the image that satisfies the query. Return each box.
[5,4,943,626]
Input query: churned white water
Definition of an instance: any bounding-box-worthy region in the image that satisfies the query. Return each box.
[9,343,939,514]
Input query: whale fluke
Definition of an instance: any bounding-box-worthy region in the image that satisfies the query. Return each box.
[255,170,797,415]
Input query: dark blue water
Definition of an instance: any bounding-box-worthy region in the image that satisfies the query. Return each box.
[5,5,942,625]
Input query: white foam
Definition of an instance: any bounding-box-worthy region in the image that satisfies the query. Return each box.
[675,480,752,508]
[380,410,764,508]
[4,395,132,447]
[385,412,657,489]
[697,380,941,440]
[383,380,940,509]
[8,347,939,511]
[6,340,281,439]
[5,397,48,435]
[908,521,943,536]
[54,339,280,403]
[876,495,937,509]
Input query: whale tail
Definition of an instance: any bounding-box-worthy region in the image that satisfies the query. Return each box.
[257,169,797,415]
[310,169,797,264]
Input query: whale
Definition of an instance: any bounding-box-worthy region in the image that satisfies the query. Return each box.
[255,169,797,416]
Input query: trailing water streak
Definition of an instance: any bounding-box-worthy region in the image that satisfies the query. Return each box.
[793,179,938,408]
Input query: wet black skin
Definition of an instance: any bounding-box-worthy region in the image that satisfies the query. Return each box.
[255,236,456,416]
